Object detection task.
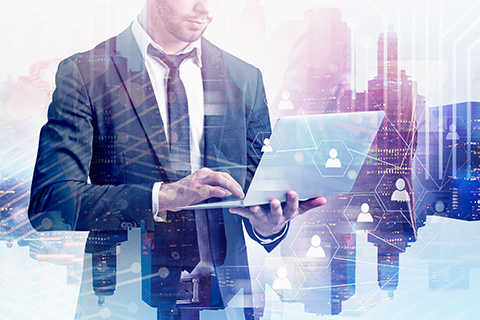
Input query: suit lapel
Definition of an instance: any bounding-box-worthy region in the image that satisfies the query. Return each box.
[111,27,179,182]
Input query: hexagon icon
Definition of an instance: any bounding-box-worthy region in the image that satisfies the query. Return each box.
[375,172,420,212]
[417,191,456,218]
[273,81,306,116]
[313,140,353,177]
[290,224,339,270]
[343,194,384,232]
[256,257,305,301]
[251,131,281,159]
[434,116,467,145]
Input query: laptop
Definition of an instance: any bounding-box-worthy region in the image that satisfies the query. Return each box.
[179,110,385,210]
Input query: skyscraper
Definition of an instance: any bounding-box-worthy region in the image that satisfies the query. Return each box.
[367,27,418,175]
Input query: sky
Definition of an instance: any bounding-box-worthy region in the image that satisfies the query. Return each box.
[1,0,479,108]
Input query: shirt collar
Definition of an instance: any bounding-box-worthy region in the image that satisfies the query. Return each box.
[131,17,202,68]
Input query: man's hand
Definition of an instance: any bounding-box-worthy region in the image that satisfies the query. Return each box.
[158,168,244,211]
[229,191,327,238]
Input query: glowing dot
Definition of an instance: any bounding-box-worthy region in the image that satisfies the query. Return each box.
[294,152,304,162]
[198,187,209,198]
[361,35,373,48]
[158,267,170,278]
[166,189,177,200]
[41,218,53,230]
[131,262,141,273]
[100,308,111,318]
[170,131,178,143]
[347,170,357,179]
[128,303,138,313]
[118,133,129,143]
[167,92,177,103]
[328,63,339,73]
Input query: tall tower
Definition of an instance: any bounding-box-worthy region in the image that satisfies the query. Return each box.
[377,26,398,81]
[368,27,417,175]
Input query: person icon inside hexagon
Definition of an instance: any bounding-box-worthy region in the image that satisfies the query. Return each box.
[272,266,292,289]
[446,123,459,141]
[278,90,295,110]
[306,234,326,258]
[325,148,342,168]
[357,203,374,222]
[391,178,410,202]
[261,138,273,153]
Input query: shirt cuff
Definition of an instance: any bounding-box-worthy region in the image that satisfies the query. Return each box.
[152,182,167,222]
[252,221,289,245]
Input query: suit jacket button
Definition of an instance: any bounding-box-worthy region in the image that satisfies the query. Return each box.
[171,251,181,260]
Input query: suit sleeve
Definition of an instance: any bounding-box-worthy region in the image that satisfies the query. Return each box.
[28,58,154,232]
[241,68,288,252]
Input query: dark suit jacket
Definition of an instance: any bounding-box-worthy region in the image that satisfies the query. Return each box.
[28,26,286,309]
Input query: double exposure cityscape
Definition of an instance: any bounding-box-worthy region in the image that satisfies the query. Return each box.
[1,1,480,319]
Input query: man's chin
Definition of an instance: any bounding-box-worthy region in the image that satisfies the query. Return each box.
[180,30,206,43]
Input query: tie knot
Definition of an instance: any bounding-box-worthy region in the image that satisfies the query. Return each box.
[148,45,195,69]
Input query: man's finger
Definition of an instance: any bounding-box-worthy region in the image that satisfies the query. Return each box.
[229,207,254,219]
[178,182,232,200]
[203,172,244,199]
[269,199,283,219]
[198,186,232,199]
[299,196,327,214]
[249,205,266,219]
[283,191,299,219]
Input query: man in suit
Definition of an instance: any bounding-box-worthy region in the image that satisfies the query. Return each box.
[28,0,326,319]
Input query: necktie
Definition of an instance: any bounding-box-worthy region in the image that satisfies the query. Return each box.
[154,48,194,179]
[150,47,214,274]
[161,52,215,276]
[143,47,225,310]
